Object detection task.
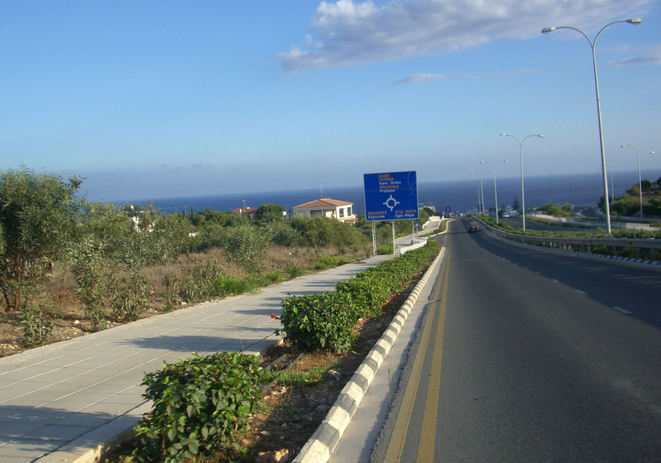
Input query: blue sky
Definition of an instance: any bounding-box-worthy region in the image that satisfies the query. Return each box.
[1,0,659,201]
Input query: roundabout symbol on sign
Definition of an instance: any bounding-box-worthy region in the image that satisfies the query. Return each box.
[383,195,400,211]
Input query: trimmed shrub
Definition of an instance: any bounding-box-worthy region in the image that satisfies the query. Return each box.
[280,291,358,353]
[280,240,439,353]
[336,272,390,319]
[133,352,264,463]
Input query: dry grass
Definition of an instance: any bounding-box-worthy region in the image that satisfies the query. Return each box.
[0,244,371,357]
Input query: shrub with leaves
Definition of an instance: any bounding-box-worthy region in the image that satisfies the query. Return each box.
[222,225,266,272]
[336,272,391,319]
[279,291,358,352]
[108,274,150,323]
[287,263,304,279]
[313,254,341,269]
[212,275,249,296]
[133,352,264,463]
[21,304,58,346]
[280,240,439,353]
[176,260,223,303]
[67,236,109,331]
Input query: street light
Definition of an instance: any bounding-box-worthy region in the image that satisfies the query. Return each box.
[620,144,643,218]
[470,171,488,215]
[480,159,510,224]
[542,18,642,234]
[500,133,544,232]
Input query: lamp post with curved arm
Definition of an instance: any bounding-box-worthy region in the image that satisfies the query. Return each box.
[542,18,642,234]
[471,171,488,215]
[499,133,544,232]
[480,159,510,224]
[620,144,643,218]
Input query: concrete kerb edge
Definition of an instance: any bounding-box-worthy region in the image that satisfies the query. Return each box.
[39,401,151,463]
[293,247,446,463]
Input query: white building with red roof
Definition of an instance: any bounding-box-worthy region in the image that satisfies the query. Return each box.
[292,198,357,223]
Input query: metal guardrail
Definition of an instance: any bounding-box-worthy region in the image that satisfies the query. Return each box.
[479,219,661,260]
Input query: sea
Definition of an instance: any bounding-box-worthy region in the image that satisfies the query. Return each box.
[140,170,661,216]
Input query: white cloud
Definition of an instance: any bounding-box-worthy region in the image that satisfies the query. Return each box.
[607,44,661,67]
[278,0,651,73]
[395,69,536,84]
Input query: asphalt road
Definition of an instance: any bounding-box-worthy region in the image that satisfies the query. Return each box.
[373,219,661,462]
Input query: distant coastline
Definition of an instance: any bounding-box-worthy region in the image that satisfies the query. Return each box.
[128,170,661,216]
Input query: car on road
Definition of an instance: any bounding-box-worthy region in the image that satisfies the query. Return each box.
[468,222,480,232]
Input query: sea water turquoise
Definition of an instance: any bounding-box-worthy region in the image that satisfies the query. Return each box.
[135,170,661,216]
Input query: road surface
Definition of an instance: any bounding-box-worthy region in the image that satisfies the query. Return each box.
[373,219,661,462]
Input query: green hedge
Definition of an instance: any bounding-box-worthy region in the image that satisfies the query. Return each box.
[280,291,358,353]
[133,352,264,463]
[279,241,439,353]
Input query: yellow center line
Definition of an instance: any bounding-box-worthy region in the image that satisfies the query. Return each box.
[383,249,450,462]
[416,249,450,460]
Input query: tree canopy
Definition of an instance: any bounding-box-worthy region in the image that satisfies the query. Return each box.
[0,168,81,311]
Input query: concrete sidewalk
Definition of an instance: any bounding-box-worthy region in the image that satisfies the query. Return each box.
[0,255,391,463]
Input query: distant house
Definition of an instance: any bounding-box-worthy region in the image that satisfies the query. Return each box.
[292,198,357,223]
[232,206,258,220]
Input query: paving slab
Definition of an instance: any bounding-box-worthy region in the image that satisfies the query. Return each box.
[0,254,391,462]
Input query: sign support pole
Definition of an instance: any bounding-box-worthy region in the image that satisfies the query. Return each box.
[372,222,377,257]
[392,220,396,256]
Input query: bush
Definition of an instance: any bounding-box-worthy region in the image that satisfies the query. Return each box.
[313,255,340,269]
[177,261,223,303]
[279,291,358,352]
[280,241,439,353]
[21,304,58,346]
[264,271,285,284]
[336,271,391,319]
[264,221,299,247]
[222,225,267,272]
[377,244,393,255]
[108,274,150,323]
[287,263,305,279]
[133,352,264,463]
[212,275,249,296]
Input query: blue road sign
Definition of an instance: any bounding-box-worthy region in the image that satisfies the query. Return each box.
[363,171,418,221]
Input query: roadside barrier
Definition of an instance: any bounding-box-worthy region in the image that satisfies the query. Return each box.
[479,218,661,264]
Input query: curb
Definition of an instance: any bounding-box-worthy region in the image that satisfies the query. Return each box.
[293,247,446,463]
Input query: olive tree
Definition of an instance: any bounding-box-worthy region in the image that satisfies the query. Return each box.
[0,168,81,311]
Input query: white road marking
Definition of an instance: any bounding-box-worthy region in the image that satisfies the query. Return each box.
[575,289,586,295]
[613,306,632,315]
[552,279,560,284]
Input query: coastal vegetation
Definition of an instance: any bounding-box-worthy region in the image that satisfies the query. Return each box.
[0,168,434,354]
[599,176,661,217]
